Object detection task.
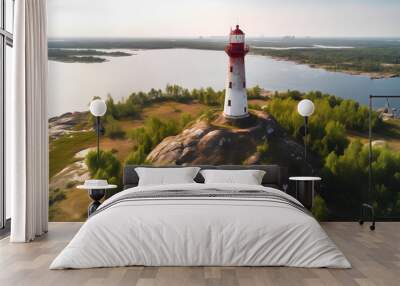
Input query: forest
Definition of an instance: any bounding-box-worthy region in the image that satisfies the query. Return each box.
[255,47,400,76]
[266,91,400,218]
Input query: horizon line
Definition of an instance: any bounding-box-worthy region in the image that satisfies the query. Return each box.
[47,36,400,40]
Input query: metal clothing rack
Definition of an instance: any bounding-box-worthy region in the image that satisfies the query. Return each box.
[359,95,400,231]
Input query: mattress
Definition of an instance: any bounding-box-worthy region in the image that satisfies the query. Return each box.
[50,183,350,269]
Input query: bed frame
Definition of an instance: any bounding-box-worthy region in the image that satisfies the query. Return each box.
[123,165,288,190]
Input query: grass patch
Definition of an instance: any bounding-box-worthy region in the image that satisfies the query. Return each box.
[49,131,95,178]
[49,188,89,222]
[105,121,126,139]
[347,119,400,152]
[378,119,400,139]
[49,188,68,221]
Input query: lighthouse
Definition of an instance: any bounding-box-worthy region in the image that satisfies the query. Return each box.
[223,25,249,119]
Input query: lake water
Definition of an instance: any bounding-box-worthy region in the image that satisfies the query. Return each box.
[48,48,400,117]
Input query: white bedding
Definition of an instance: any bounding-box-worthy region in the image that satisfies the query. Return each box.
[50,183,351,269]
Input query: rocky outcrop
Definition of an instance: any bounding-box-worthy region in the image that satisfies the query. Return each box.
[49,147,94,190]
[147,111,307,166]
[49,112,91,140]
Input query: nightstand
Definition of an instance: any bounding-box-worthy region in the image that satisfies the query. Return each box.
[77,181,117,217]
[289,176,321,209]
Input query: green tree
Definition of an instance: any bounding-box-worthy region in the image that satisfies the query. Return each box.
[247,85,262,98]
[85,150,121,187]
[106,94,119,119]
[323,140,400,217]
[125,146,147,165]
[319,121,349,156]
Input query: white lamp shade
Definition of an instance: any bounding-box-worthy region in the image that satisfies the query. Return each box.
[89,99,107,117]
[297,99,315,117]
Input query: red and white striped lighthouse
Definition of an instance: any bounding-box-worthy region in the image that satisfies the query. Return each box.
[223,25,249,118]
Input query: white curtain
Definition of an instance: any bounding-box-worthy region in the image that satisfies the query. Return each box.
[9,0,48,242]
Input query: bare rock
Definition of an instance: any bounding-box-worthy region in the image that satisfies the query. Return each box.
[49,147,93,190]
[49,111,91,140]
[147,111,308,167]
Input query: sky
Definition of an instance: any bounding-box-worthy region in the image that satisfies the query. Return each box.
[48,0,400,38]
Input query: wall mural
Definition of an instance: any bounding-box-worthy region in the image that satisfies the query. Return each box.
[48,2,400,222]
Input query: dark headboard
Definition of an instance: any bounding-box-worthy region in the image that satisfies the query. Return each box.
[123,165,288,190]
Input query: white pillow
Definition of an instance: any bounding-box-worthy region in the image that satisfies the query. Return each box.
[135,167,200,186]
[200,169,266,185]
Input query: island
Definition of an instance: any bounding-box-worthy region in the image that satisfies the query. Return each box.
[48,48,133,63]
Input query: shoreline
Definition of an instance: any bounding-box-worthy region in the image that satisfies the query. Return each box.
[260,54,399,80]
[48,46,399,80]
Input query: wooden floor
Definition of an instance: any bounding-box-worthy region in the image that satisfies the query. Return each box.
[0,222,399,286]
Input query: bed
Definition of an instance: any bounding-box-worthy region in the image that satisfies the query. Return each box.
[50,165,350,269]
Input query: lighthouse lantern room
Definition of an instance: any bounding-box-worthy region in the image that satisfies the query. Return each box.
[223,25,249,119]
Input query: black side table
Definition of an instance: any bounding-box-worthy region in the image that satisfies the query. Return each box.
[289,177,321,209]
[77,184,117,216]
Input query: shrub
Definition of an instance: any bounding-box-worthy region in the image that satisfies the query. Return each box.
[65,181,78,188]
[248,104,262,111]
[105,95,119,119]
[130,117,179,150]
[200,108,217,122]
[247,85,263,99]
[49,188,66,206]
[85,150,121,186]
[179,113,193,129]
[106,121,126,139]
[312,195,328,221]
[257,141,269,155]
[127,116,190,165]
[102,114,126,139]
[125,146,147,165]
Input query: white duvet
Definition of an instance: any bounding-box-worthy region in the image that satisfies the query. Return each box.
[50,183,351,269]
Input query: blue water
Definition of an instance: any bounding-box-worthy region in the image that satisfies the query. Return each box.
[247,55,400,108]
[48,48,400,117]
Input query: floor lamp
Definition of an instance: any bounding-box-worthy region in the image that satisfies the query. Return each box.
[297,99,315,171]
[360,94,400,231]
[89,99,107,162]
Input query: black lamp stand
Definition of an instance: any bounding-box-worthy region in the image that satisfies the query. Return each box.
[96,116,100,162]
[304,116,309,164]
[359,94,400,231]
[88,116,105,217]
